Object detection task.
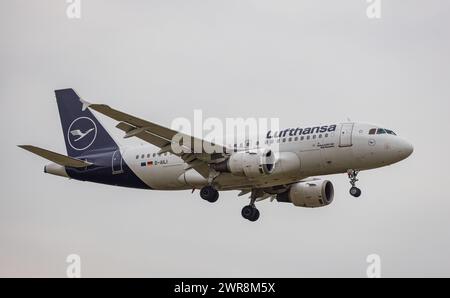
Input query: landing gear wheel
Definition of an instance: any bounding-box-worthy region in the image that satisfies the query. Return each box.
[349,186,361,197]
[209,191,219,203]
[249,208,260,222]
[200,186,219,203]
[241,205,253,219]
[241,205,260,222]
[347,169,362,198]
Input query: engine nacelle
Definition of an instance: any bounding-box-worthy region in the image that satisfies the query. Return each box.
[211,149,275,178]
[276,179,334,207]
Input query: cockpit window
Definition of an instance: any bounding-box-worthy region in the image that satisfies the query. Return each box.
[385,129,397,135]
[370,128,397,135]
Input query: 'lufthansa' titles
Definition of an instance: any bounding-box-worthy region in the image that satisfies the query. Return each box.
[266,124,337,139]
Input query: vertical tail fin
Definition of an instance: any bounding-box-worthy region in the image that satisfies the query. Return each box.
[55,89,118,157]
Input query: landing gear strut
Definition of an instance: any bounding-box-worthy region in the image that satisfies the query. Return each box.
[348,169,362,197]
[200,185,219,203]
[241,198,260,222]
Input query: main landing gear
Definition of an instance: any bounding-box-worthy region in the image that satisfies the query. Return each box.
[200,185,219,203]
[241,194,260,222]
[200,169,220,203]
[348,169,362,197]
[199,185,260,221]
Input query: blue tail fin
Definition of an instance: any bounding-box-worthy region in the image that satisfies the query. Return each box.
[55,89,118,157]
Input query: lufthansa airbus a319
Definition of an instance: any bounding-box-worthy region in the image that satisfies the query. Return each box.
[19,89,414,222]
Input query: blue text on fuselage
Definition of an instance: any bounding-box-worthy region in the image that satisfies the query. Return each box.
[266,124,337,139]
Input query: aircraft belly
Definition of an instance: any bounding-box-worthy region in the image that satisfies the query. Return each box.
[147,164,189,190]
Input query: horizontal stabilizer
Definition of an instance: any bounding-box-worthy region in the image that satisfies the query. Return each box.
[18,145,92,168]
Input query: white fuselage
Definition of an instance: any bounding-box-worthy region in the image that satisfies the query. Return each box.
[121,122,413,191]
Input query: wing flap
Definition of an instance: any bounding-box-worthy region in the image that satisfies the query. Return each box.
[116,122,170,148]
[90,104,179,141]
[18,145,91,168]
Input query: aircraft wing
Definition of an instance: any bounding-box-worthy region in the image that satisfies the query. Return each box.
[87,102,228,177]
[18,145,92,168]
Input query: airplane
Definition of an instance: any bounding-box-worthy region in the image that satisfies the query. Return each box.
[19,89,414,222]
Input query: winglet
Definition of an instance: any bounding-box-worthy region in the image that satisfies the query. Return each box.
[79,97,91,111]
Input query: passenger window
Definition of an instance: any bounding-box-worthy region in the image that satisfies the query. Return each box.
[377,129,386,134]
[313,135,316,139]
[136,155,139,159]
[319,134,322,138]
[288,137,292,142]
[325,133,328,138]
[307,136,310,140]
[301,136,304,141]
[147,154,150,158]
[282,138,286,143]
[153,153,156,157]
[369,128,377,135]
[141,154,144,159]
[294,137,298,141]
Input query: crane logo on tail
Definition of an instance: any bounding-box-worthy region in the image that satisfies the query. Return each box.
[67,117,97,151]
[70,128,95,142]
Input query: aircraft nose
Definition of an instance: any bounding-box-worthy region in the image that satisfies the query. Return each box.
[398,139,414,159]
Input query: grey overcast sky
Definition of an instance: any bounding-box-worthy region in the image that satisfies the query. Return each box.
[1,0,450,277]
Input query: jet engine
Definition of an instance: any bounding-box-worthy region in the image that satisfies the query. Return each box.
[211,149,275,178]
[276,179,334,207]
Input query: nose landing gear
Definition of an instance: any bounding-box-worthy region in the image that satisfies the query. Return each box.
[350,186,362,197]
[348,169,362,197]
